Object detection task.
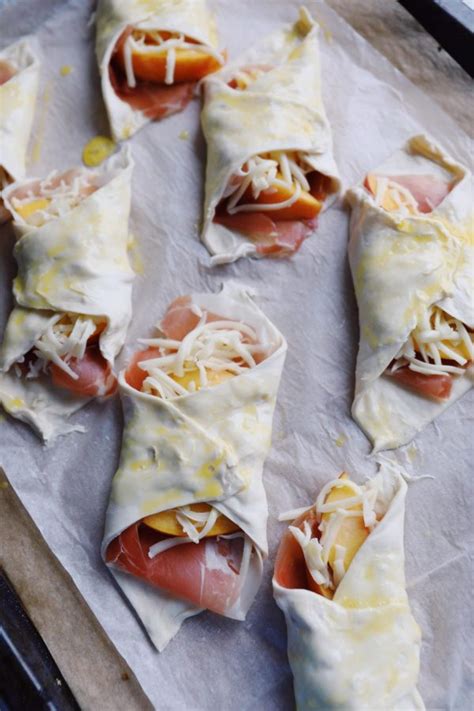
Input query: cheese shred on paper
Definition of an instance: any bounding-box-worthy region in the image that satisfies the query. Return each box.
[347,135,473,451]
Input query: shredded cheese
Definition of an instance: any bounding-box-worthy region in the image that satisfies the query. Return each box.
[371,175,419,216]
[11,169,98,227]
[289,476,382,593]
[392,305,473,377]
[223,151,316,214]
[14,313,102,380]
[137,311,262,400]
[229,66,268,91]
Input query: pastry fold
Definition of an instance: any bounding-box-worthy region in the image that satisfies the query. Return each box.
[0,148,134,441]
[273,465,424,710]
[201,7,340,264]
[96,0,222,141]
[0,38,39,220]
[347,135,473,451]
[102,284,287,650]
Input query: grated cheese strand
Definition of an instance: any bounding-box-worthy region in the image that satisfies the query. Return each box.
[393,305,473,377]
[137,309,262,400]
[11,169,98,227]
[19,313,102,380]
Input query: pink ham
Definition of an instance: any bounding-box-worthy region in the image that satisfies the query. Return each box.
[274,509,320,592]
[106,523,245,614]
[366,173,452,214]
[214,212,315,257]
[50,347,117,397]
[160,295,227,340]
[387,365,452,400]
[109,64,194,120]
[0,60,15,86]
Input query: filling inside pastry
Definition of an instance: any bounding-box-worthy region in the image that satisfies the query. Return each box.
[109,28,225,120]
[212,66,334,257]
[6,170,116,398]
[364,172,452,216]
[387,305,473,400]
[275,473,382,596]
[364,171,472,400]
[10,168,99,226]
[107,296,267,614]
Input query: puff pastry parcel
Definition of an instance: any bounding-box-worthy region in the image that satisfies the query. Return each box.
[347,135,473,451]
[274,465,424,710]
[0,149,134,441]
[201,8,340,264]
[103,284,286,650]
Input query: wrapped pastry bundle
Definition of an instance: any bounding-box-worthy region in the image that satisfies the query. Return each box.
[0,39,39,223]
[201,7,340,264]
[347,135,473,451]
[0,148,134,441]
[273,466,424,710]
[95,0,225,141]
[103,284,287,650]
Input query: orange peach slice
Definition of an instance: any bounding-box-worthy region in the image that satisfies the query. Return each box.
[119,47,223,84]
[322,473,369,576]
[365,173,419,214]
[143,502,239,537]
[242,179,322,221]
[15,198,51,221]
[365,174,397,212]
[171,367,235,392]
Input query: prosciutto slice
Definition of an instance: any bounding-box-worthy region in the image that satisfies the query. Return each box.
[214,212,315,257]
[388,174,451,213]
[387,366,452,400]
[50,347,117,398]
[107,524,245,614]
[109,63,194,120]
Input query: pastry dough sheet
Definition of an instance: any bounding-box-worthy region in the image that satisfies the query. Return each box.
[0,1,472,709]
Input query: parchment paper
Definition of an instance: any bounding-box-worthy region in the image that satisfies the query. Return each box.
[0,1,472,709]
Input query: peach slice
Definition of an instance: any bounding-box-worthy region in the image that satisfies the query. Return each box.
[170,367,235,392]
[118,47,223,84]
[241,179,322,221]
[143,502,239,537]
[322,473,369,577]
[14,198,51,221]
[365,173,419,214]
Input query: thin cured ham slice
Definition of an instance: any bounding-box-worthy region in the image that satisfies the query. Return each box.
[388,174,451,213]
[274,510,319,592]
[106,523,245,615]
[387,365,452,400]
[125,347,160,391]
[50,347,117,397]
[0,60,15,85]
[160,295,227,340]
[214,212,315,257]
[109,63,194,120]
